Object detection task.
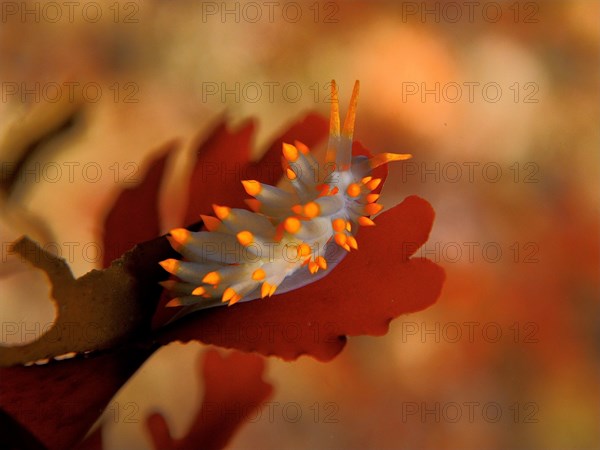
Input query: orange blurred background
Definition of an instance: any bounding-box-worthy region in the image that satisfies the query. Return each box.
[1,1,598,448]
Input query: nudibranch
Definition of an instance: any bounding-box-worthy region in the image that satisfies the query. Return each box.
[159,80,411,309]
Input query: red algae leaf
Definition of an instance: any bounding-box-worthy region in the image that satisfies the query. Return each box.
[102,141,177,267]
[0,346,154,450]
[183,120,255,223]
[147,349,272,450]
[156,195,445,361]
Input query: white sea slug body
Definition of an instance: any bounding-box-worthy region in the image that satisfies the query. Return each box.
[159,80,411,309]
